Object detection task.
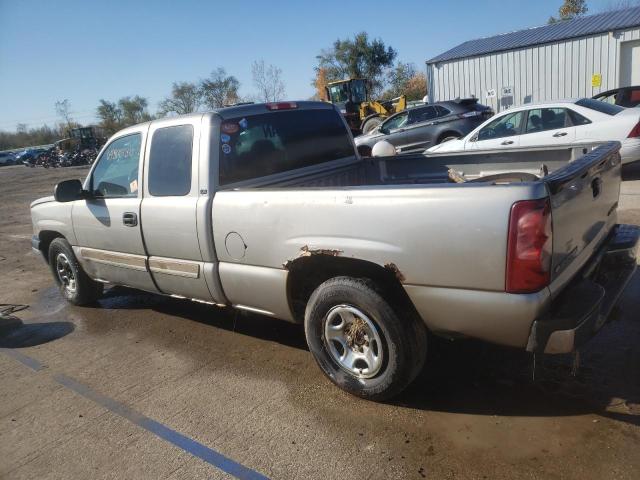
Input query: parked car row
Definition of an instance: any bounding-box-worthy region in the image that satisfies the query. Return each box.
[355,86,640,166]
[427,98,640,164]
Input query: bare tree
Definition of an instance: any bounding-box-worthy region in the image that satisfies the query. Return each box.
[252,60,286,103]
[158,82,201,116]
[54,99,74,131]
[200,68,240,109]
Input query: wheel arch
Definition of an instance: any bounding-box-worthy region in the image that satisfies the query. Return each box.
[285,254,419,324]
[37,230,66,263]
[436,130,463,144]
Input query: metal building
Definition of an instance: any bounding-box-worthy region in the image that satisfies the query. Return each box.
[426,7,640,112]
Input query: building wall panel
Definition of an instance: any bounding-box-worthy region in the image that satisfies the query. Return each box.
[427,27,640,110]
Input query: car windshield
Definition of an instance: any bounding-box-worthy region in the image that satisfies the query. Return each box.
[576,98,624,115]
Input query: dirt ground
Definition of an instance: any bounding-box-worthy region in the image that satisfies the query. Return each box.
[1,164,639,480]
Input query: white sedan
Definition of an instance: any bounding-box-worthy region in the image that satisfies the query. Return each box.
[427,98,640,164]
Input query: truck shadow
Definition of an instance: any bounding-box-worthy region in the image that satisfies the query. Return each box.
[90,285,640,426]
[0,319,74,348]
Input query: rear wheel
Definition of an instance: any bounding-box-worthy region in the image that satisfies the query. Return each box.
[48,238,103,305]
[304,276,426,401]
[361,116,383,135]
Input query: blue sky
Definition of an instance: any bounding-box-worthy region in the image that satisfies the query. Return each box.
[0,0,616,130]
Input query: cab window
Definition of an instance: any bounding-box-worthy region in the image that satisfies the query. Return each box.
[408,106,437,124]
[328,83,349,103]
[148,125,193,196]
[218,109,353,185]
[91,134,141,197]
[477,111,524,141]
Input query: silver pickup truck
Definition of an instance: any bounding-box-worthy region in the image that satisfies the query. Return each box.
[30,101,639,400]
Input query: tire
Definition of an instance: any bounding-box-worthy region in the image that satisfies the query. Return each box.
[304,276,427,401]
[361,116,383,135]
[48,238,103,305]
[438,135,460,144]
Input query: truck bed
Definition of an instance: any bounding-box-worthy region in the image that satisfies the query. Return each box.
[256,144,602,189]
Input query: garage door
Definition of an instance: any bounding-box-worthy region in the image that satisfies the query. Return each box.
[620,40,640,87]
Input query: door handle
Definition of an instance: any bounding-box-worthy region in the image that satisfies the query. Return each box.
[553,132,568,137]
[122,212,138,227]
[501,140,514,145]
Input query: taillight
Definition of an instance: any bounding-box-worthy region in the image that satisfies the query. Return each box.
[506,198,552,293]
[266,102,298,110]
[628,121,640,138]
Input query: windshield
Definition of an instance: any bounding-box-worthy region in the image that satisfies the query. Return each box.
[328,83,349,103]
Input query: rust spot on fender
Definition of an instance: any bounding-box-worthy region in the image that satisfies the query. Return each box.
[283,245,343,269]
[384,262,405,282]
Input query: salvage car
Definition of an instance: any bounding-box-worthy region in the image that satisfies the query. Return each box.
[593,85,640,108]
[31,101,638,400]
[0,151,16,166]
[428,99,640,164]
[355,99,492,155]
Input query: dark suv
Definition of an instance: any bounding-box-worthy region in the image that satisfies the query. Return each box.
[354,99,493,155]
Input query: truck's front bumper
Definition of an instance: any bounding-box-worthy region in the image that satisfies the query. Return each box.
[527,224,639,354]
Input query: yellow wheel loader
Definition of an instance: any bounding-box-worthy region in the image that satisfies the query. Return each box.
[325,78,406,135]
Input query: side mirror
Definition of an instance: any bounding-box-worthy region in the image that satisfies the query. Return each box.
[469,133,479,142]
[54,179,84,202]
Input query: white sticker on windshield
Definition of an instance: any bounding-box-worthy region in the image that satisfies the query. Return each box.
[239,118,248,129]
[222,144,232,155]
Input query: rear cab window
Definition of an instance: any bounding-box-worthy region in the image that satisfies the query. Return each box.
[148,125,193,196]
[217,108,354,185]
[575,98,624,116]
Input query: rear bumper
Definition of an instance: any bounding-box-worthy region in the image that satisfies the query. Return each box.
[526,224,639,354]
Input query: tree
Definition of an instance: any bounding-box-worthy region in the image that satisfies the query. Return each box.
[313,67,329,101]
[158,82,201,116]
[96,99,123,134]
[548,0,588,23]
[200,68,240,109]
[252,60,286,102]
[118,96,153,125]
[55,99,74,132]
[384,62,417,99]
[316,32,396,97]
[383,62,427,102]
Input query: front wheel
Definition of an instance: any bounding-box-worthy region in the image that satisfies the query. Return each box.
[48,238,103,305]
[304,277,426,401]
